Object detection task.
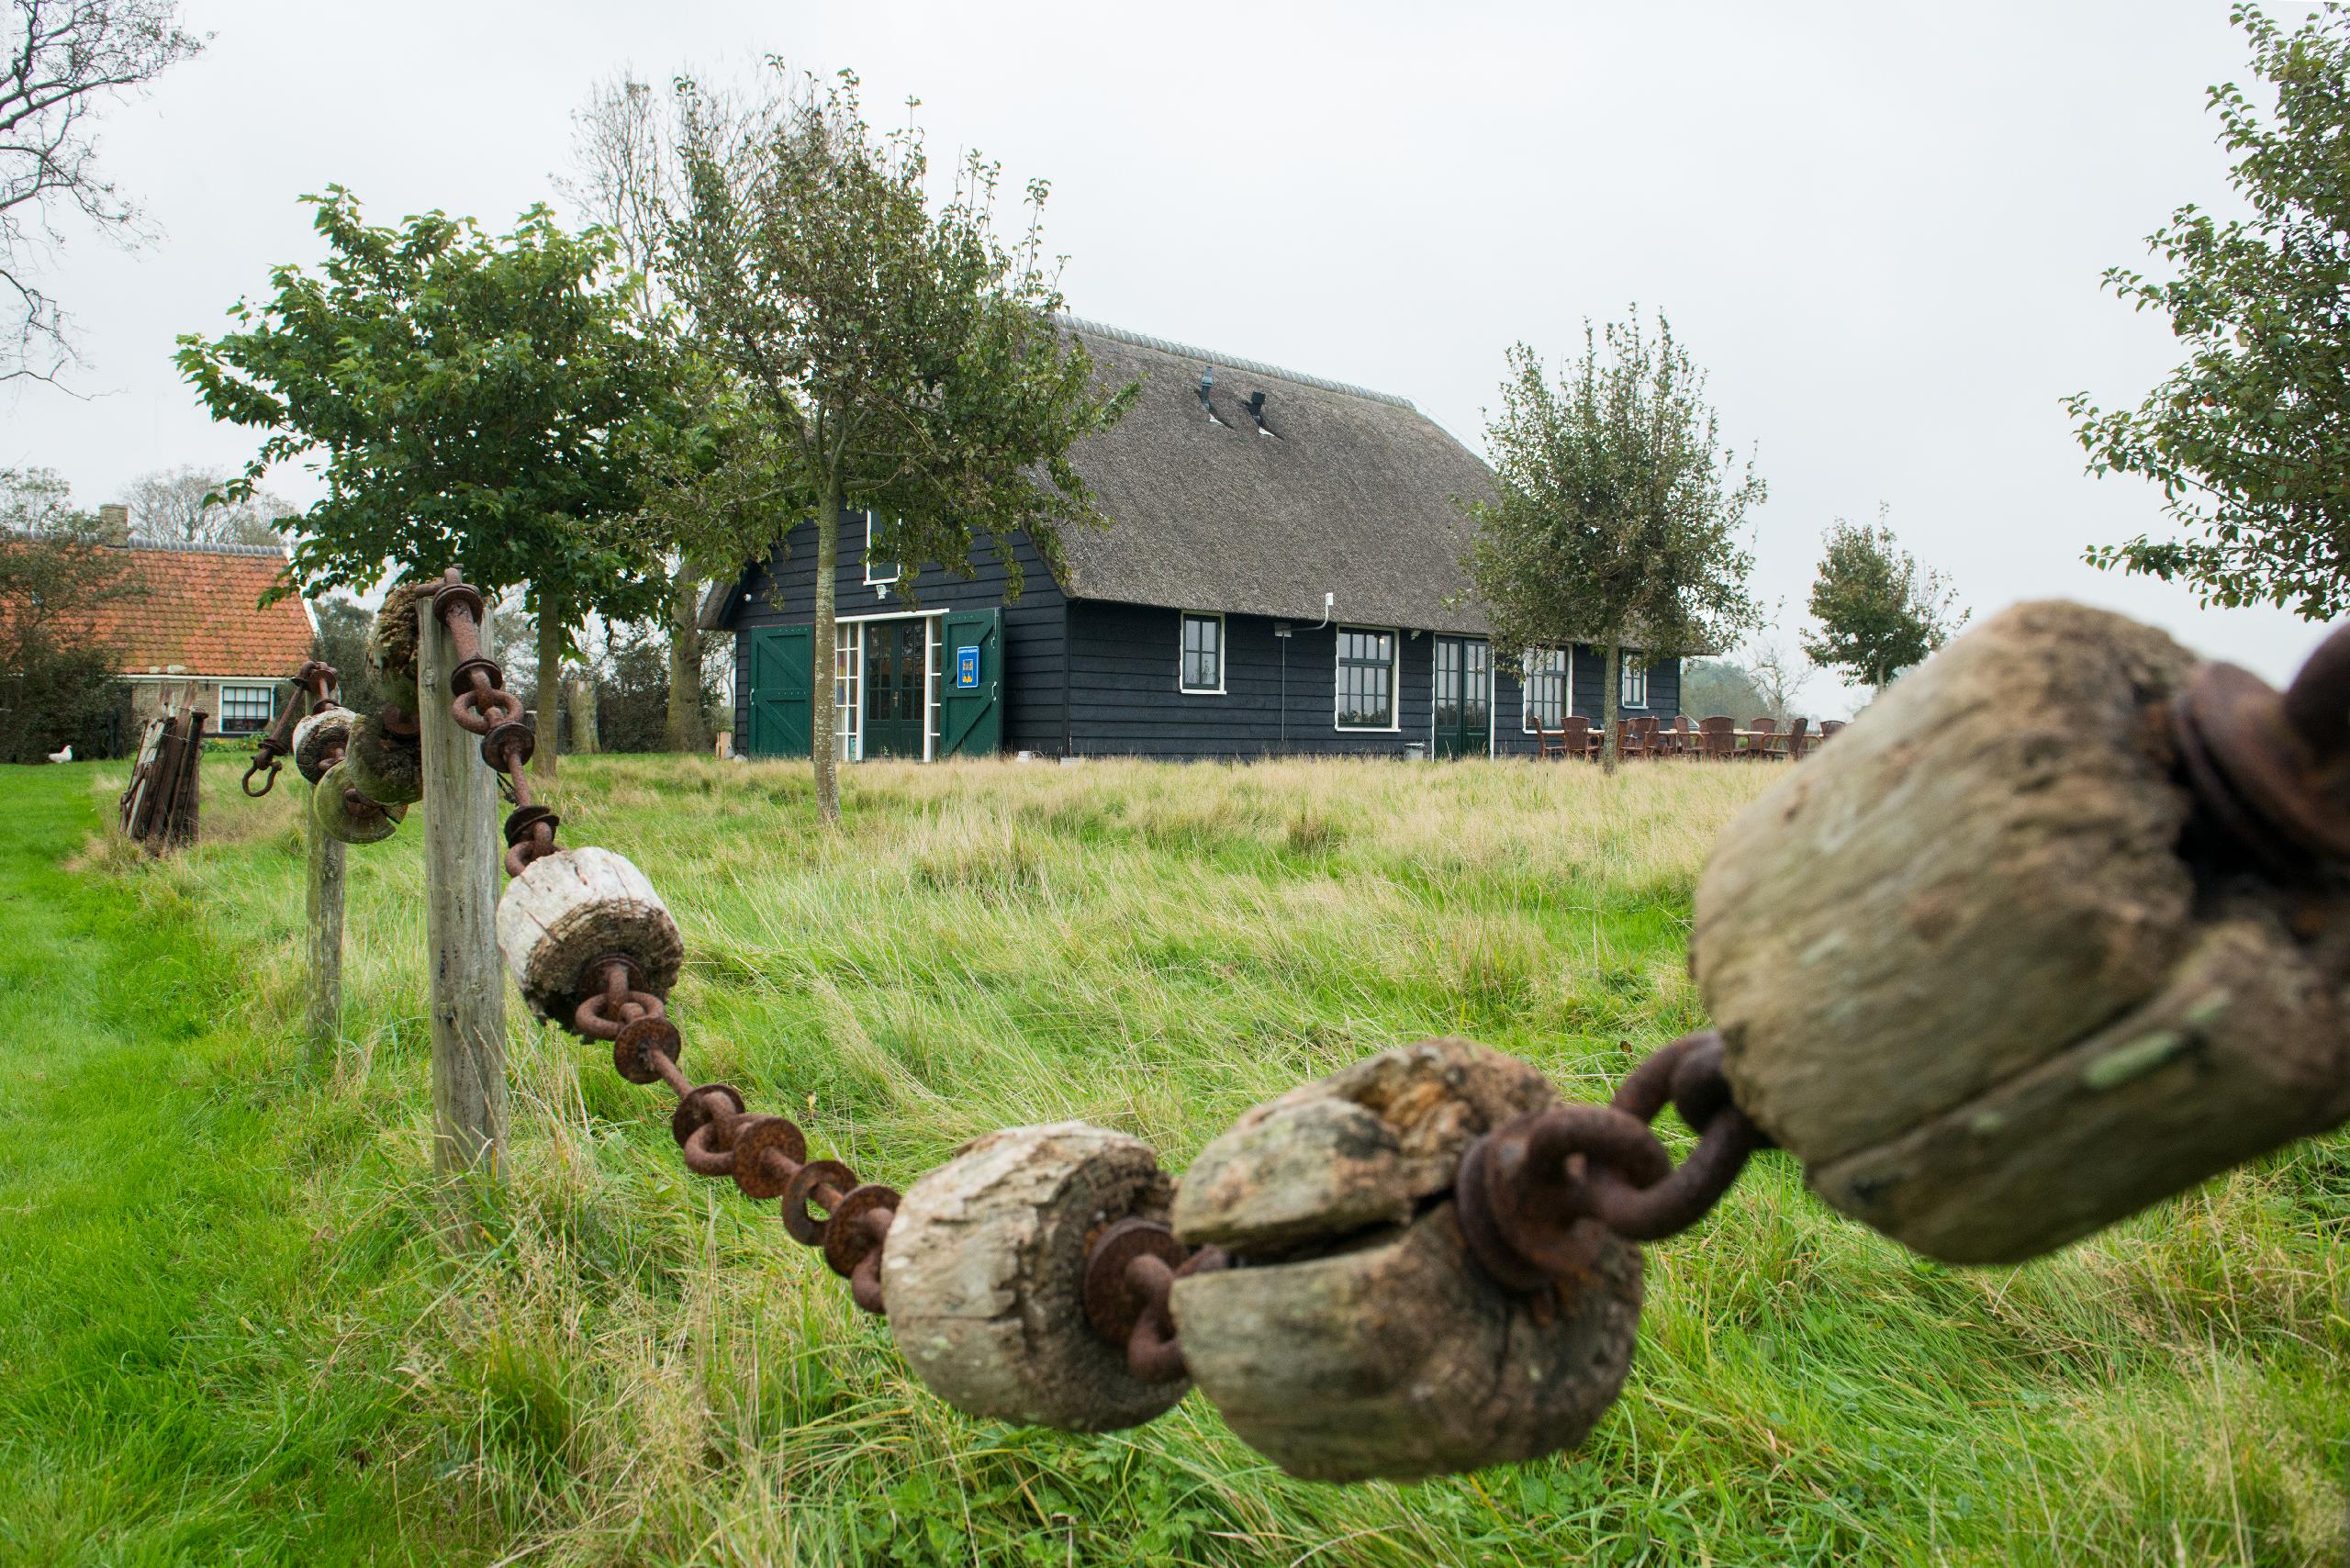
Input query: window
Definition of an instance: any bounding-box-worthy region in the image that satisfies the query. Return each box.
[218,684,274,736]
[1521,648,1569,732]
[862,510,900,588]
[1620,656,1648,710]
[1179,611,1224,693]
[1336,627,1397,729]
[834,622,862,760]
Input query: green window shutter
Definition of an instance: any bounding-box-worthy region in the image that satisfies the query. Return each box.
[938,608,1002,757]
[747,624,812,756]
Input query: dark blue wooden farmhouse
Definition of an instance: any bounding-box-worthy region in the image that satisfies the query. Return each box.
[702,319,1680,762]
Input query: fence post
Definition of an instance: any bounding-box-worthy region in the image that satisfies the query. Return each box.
[305,808,345,1058]
[418,589,507,1177]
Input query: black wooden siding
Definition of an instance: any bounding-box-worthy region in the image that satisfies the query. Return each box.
[1068,601,1433,759]
[1068,601,1680,760]
[726,511,1069,754]
[721,516,1683,760]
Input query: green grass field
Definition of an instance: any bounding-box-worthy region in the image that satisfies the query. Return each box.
[0,753,2342,1566]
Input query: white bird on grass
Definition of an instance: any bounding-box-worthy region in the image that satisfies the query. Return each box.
[45,745,72,764]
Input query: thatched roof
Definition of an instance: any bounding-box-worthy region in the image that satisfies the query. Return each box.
[700,317,1498,634]
[1053,318,1494,633]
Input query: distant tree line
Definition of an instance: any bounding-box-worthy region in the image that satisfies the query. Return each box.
[0,468,143,762]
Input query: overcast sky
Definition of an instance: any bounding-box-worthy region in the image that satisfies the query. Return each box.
[3,0,2326,704]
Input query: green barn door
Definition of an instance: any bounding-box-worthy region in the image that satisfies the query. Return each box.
[938,608,1002,758]
[746,624,811,756]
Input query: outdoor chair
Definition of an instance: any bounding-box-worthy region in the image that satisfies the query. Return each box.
[1698,715,1738,760]
[1634,716,1662,756]
[1616,721,1651,760]
[1783,715,1811,760]
[1539,715,1596,760]
[1819,720,1846,742]
[1667,715,1695,756]
[1745,716,1777,759]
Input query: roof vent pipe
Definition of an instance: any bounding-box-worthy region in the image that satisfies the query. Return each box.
[1246,390,1277,439]
[1197,366,1224,426]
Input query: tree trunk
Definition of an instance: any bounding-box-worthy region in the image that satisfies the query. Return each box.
[811,482,842,824]
[1601,641,1622,775]
[535,604,563,781]
[666,555,706,754]
[570,670,599,754]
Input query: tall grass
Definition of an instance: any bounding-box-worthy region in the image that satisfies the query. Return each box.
[37,755,2350,1564]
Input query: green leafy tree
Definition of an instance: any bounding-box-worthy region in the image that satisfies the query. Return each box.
[1800,508,1966,694]
[0,467,145,761]
[661,66,1131,823]
[2067,3,2350,618]
[1460,313,1763,771]
[175,189,680,778]
[308,595,382,718]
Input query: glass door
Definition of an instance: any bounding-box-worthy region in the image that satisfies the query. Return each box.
[862,618,929,758]
[1433,636,1491,758]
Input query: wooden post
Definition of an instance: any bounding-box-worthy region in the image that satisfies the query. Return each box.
[304,805,345,1059]
[418,591,507,1177]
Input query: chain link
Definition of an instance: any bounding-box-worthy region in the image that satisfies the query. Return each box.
[1455,1031,1770,1295]
[426,569,561,878]
[241,659,341,798]
[590,957,899,1315]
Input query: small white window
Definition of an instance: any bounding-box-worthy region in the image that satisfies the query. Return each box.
[1336,627,1398,730]
[1179,611,1224,693]
[862,510,900,588]
[218,684,274,736]
[1521,649,1569,733]
[1620,656,1648,710]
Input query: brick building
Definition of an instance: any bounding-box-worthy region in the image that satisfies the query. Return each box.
[87,539,318,734]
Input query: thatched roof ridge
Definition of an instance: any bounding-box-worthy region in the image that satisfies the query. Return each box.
[1052,319,1494,634]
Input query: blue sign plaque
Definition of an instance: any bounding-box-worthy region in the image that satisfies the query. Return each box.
[955,645,981,689]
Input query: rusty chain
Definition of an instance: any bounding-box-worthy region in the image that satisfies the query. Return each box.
[578,945,1227,1374]
[1455,1032,1768,1295]
[582,954,901,1316]
[427,569,561,878]
[241,659,341,797]
[400,568,2350,1402]
[250,658,397,834]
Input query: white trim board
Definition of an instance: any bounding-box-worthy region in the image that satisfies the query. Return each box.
[1177,609,1226,695]
[1333,623,1403,733]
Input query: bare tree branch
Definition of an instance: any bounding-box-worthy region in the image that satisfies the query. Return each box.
[0,0,204,384]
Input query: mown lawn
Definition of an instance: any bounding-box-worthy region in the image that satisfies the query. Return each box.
[0,752,2343,1566]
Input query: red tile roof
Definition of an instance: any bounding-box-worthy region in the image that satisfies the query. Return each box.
[82,542,317,677]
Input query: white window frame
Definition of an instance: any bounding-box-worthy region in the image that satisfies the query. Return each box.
[834,622,863,761]
[1620,654,1649,711]
[1178,610,1225,695]
[1520,647,1572,734]
[1334,624,1401,732]
[836,608,946,763]
[862,510,901,589]
[218,683,276,734]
